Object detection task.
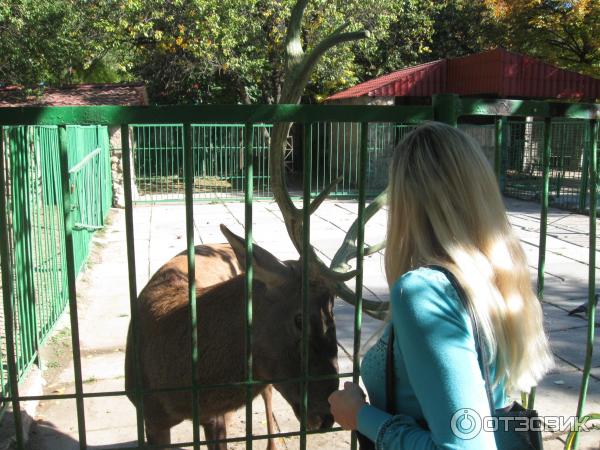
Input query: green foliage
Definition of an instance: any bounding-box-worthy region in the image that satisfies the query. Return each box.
[0,0,132,86]
[487,0,600,77]
[428,0,503,60]
[119,0,437,104]
[1,0,596,103]
[350,0,436,82]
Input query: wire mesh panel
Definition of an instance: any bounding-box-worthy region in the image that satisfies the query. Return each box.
[131,124,272,202]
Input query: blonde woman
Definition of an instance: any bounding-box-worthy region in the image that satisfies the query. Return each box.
[328,122,554,449]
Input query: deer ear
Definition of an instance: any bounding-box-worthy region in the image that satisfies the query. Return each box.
[220,224,291,287]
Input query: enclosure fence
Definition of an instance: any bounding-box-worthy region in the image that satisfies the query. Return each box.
[0,125,111,400]
[0,96,597,450]
[128,119,598,214]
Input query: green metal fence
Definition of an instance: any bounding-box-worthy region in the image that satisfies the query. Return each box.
[0,98,597,450]
[502,119,600,212]
[131,124,272,202]
[0,125,111,403]
[128,118,598,213]
[128,122,418,201]
[310,122,417,197]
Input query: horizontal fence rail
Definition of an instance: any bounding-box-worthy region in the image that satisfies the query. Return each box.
[0,96,598,450]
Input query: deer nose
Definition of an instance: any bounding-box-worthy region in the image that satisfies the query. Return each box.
[319,413,334,430]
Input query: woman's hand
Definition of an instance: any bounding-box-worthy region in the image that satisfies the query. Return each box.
[328,381,368,430]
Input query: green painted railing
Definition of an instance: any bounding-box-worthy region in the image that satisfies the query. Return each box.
[0,97,598,450]
[0,124,112,405]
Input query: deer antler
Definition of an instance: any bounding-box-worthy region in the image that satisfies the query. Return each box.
[329,190,390,320]
[269,0,389,319]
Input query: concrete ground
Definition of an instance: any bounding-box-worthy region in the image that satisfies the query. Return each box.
[22,197,600,449]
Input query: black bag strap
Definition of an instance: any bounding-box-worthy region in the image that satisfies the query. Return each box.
[424,265,497,412]
[385,326,396,414]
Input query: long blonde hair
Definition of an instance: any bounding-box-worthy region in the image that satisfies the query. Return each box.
[384,121,554,394]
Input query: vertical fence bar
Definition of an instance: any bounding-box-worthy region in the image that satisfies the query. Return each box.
[494,117,505,185]
[183,123,201,450]
[571,118,599,450]
[0,126,25,450]
[528,116,552,409]
[121,124,146,447]
[58,125,87,449]
[9,127,36,372]
[536,117,552,305]
[300,123,312,450]
[350,122,368,450]
[578,122,590,213]
[243,122,254,450]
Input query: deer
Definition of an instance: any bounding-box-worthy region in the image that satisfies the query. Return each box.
[125,224,339,449]
[127,1,392,447]
[130,237,280,449]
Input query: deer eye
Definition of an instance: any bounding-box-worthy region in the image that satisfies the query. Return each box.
[294,313,303,331]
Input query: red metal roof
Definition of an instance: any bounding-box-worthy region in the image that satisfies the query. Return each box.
[0,83,149,107]
[327,48,600,101]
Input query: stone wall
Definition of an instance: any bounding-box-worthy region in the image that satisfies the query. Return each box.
[108,126,138,207]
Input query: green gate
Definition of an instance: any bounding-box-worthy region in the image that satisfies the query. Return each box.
[0,125,111,403]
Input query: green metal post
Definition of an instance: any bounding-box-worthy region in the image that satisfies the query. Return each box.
[536,118,552,304]
[350,123,368,450]
[121,125,146,447]
[572,119,598,450]
[579,123,590,212]
[529,117,552,409]
[0,127,25,450]
[300,123,312,450]
[494,117,506,186]
[244,122,254,450]
[184,123,201,450]
[58,125,87,449]
[432,94,460,127]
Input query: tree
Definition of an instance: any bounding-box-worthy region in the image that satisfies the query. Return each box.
[0,0,131,87]
[427,0,504,60]
[486,0,600,77]
[118,0,437,104]
[350,0,437,82]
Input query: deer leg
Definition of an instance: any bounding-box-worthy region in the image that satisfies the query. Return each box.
[202,414,228,450]
[145,422,171,446]
[262,385,278,450]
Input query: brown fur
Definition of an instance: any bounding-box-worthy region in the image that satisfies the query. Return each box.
[125,234,338,449]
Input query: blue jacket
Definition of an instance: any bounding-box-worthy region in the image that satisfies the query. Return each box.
[357,267,508,449]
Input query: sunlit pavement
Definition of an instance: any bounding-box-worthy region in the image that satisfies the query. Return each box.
[26,197,599,449]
